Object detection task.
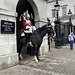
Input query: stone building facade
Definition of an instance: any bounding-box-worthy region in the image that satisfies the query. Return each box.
[0,0,75,69]
[47,0,75,26]
[0,0,48,69]
[47,0,75,44]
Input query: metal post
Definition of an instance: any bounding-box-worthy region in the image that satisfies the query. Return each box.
[68,9,72,33]
[54,0,61,48]
[55,11,61,47]
[69,16,72,32]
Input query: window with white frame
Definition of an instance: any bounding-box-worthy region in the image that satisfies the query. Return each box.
[52,9,56,17]
[62,7,66,16]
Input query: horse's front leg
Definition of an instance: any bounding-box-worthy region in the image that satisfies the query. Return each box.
[18,44,23,60]
[36,46,40,62]
[34,45,39,63]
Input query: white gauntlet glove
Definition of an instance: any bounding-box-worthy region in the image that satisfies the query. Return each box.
[32,26,36,31]
[26,26,30,29]
[23,17,26,20]
[29,27,33,33]
[26,26,33,33]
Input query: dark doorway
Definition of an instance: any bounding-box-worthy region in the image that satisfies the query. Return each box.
[16,0,35,56]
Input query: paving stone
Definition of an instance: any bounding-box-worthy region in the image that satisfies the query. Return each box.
[0,43,75,75]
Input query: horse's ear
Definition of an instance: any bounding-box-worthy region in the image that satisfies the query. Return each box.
[47,22,53,28]
[47,18,50,22]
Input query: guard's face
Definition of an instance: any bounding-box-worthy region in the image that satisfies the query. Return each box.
[27,17,30,20]
[71,32,73,34]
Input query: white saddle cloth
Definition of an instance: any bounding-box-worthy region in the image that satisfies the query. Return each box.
[21,32,25,37]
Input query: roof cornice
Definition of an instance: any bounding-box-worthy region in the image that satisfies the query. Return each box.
[47,0,62,3]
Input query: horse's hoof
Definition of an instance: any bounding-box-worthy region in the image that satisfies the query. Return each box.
[19,57,23,60]
[20,58,23,60]
[19,56,23,60]
[35,61,39,63]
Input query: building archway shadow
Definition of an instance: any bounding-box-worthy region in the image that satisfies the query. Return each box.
[16,0,39,58]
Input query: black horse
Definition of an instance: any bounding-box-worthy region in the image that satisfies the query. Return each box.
[17,19,54,63]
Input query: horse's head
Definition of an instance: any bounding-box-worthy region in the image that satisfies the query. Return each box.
[46,18,54,35]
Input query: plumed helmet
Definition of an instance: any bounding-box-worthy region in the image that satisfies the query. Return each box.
[26,10,30,18]
[27,14,30,17]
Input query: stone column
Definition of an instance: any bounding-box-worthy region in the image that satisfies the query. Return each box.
[0,8,18,70]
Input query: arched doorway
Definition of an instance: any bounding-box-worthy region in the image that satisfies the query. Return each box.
[16,0,35,33]
[16,0,39,56]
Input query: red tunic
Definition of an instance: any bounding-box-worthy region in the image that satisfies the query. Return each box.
[23,20,33,31]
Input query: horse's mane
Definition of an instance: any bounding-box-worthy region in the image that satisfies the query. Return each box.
[37,25,46,32]
[33,25,47,38]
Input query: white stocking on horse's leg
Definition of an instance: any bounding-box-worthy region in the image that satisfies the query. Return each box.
[34,56,38,62]
[19,53,23,60]
[37,45,40,61]
[19,45,23,60]
[35,47,39,61]
[34,45,39,63]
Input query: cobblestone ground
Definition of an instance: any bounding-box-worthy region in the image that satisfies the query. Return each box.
[0,43,75,75]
